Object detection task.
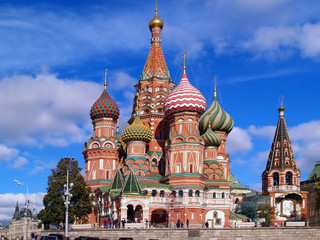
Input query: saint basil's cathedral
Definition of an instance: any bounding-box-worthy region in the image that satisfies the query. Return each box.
[83,7,307,228]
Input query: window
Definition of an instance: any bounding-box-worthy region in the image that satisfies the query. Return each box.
[106,171,109,180]
[99,159,103,169]
[152,189,157,197]
[142,190,148,195]
[286,171,293,185]
[152,158,157,167]
[190,164,193,173]
[273,172,279,186]
[171,190,176,197]
[213,192,216,198]
[179,190,183,197]
[188,190,193,197]
[222,192,225,199]
[160,190,165,197]
[93,169,96,180]
[195,190,200,197]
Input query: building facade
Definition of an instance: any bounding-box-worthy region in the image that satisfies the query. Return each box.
[83,7,246,228]
[262,104,308,225]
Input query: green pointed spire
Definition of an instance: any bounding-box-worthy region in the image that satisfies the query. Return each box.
[110,167,124,191]
[121,170,142,195]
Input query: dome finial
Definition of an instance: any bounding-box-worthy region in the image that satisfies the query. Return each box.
[278,94,285,116]
[182,51,187,74]
[104,69,108,90]
[214,75,218,98]
[149,0,164,30]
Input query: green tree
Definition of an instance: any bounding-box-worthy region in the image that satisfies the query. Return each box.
[257,205,275,227]
[38,157,93,228]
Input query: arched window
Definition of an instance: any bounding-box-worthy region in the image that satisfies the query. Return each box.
[273,172,279,186]
[142,190,148,195]
[213,192,216,199]
[286,171,293,185]
[152,189,157,197]
[195,190,200,197]
[179,190,183,197]
[222,192,225,199]
[170,190,176,197]
[152,158,157,167]
[188,190,193,197]
[160,190,165,197]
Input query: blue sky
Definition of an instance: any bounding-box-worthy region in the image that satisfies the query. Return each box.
[1,0,320,224]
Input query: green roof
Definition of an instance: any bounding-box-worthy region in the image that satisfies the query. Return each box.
[139,182,171,188]
[121,170,142,194]
[229,211,248,220]
[230,172,245,189]
[110,167,124,191]
[308,161,320,180]
[99,185,110,193]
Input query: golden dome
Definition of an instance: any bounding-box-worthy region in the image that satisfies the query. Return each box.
[149,9,164,31]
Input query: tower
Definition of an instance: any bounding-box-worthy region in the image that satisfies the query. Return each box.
[130,6,175,173]
[83,70,120,190]
[262,102,307,224]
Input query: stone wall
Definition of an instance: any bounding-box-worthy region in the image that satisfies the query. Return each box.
[44,227,320,240]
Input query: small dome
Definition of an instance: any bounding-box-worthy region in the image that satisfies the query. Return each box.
[121,116,152,143]
[278,105,285,111]
[90,88,119,121]
[203,123,222,147]
[149,9,164,31]
[164,72,206,116]
[199,95,234,135]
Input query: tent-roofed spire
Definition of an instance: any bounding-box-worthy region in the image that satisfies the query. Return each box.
[141,4,170,80]
[264,103,297,172]
[109,167,124,191]
[121,170,142,195]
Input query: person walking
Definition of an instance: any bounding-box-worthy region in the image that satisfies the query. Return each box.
[205,221,209,228]
[186,219,189,228]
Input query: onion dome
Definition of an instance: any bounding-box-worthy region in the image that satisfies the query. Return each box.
[121,115,152,143]
[164,65,206,116]
[203,122,222,147]
[199,85,234,135]
[149,8,164,30]
[90,77,120,121]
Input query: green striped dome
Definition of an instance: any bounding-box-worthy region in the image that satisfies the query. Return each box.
[121,116,152,143]
[202,123,222,147]
[199,96,234,135]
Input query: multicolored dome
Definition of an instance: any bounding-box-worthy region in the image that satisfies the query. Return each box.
[199,90,234,135]
[202,122,222,147]
[90,88,120,121]
[121,116,152,143]
[164,72,206,116]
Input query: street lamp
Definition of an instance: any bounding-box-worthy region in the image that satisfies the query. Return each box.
[63,160,74,238]
[14,180,29,240]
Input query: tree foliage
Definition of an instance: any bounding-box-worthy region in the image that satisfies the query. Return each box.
[257,205,275,227]
[38,157,93,228]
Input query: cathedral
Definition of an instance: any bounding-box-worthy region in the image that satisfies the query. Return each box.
[83,6,307,228]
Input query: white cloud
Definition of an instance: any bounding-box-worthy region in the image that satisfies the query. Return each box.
[110,72,137,90]
[0,145,19,162]
[244,22,320,58]
[226,127,253,153]
[12,157,28,168]
[248,125,275,139]
[0,193,45,224]
[290,120,320,141]
[0,73,101,147]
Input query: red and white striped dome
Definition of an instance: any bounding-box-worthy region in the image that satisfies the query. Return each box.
[164,72,206,116]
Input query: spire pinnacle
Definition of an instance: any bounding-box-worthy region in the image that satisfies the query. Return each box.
[182,51,187,74]
[149,0,164,30]
[278,94,285,117]
[104,69,108,90]
[214,76,218,98]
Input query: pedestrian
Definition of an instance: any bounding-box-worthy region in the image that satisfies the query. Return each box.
[205,221,209,228]
[176,219,181,228]
[186,219,189,228]
[122,219,126,229]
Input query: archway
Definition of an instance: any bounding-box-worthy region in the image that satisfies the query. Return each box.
[135,205,143,223]
[151,209,168,226]
[127,205,134,223]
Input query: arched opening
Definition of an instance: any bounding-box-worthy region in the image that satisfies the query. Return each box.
[286,171,293,185]
[213,192,216,198]
[158,158,165,175]
[152,189,157,197]
[195,190,200,197]
[134,205,143,223]
[188,190,193,197]
[178,190,183,197]
[222,192,225,199]
[151,209,168,226]
[152,158,157,167]
[160,190,165,197]
[273,172,279,186]
[170,190,176,197]
[127,205,134,222]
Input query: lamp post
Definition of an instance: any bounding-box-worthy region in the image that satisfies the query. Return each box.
[63,162,73,238]
[14,180,29,240]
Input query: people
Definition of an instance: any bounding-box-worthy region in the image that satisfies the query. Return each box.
[205,221,209,228]
[121,219,126,229]
[186,219,189,228]
[176,219,181,228]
